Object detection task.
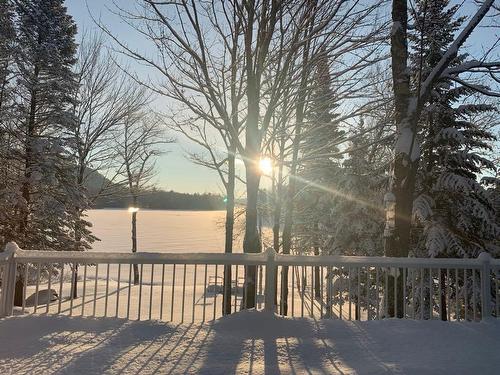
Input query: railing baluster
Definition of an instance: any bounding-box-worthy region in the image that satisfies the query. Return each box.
[402,267,406,319]
[339,268,343,320]
[82,264,87,316]
[310,266,314,318]
[291,265,295,317]
[160,264,165,320]
[464,268,466,321]
[455,268,459,321]
[213,265,218,320]
[496,269,499,318]
[420,268,424,320]
[202,264,207,322]
[472,269,477,321]
[34,263,41,313]
[394,267,397,319]
[357,267,361,321]
[192,264,197,323]
[104,263,110,317]
[92,264,98,317]
[70,263,76,316]
[149,264,155,321]
[46,263,52,314]
[366,266,371,320]
[138,264,143,320]
[127,264,132,320]
[301,266,305,318]
[181,264,187,323]
[320,266,324,319]
[234,264,239,313]
[384,270,388,318]
[446,268,451,321]
[438,268,442,320]
[58,263,64,314]
[375,267,379,320]
[22,264,28,314]
[171,264,176,322]
[429,268,432,320]
[411,268,415,319]
[348,268,352,321]
[253,264,257,310]
[116,264,121,318]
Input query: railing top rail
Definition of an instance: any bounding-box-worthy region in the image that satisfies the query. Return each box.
[10,248,497,269]
[14,249,268,265]
[275,254,488,268]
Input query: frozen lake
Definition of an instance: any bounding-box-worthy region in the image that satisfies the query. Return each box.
[87,209,241,254]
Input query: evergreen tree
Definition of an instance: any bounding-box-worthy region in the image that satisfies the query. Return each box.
[296,46,344,254]
[0,0,16,242]
[410,0,500,259]
[11,0,80,251]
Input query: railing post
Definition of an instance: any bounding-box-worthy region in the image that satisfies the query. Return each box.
[1,242,19,317]
[264,247,277,312]
[478,252,492,321]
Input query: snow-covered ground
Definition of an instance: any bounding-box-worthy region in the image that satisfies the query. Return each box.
[1,311,499,374]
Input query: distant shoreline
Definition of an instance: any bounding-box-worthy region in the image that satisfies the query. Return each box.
[91,207,225,212]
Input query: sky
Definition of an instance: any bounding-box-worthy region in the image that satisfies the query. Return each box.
[65,0,499,194]
[66,0,231,194]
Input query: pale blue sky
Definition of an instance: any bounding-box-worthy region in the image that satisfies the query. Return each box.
[66,0,499,193]
[66,0,229,194]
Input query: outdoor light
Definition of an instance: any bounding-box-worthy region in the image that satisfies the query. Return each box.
[128,207,140,213]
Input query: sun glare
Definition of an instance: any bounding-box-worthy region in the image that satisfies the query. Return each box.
[259,157,273,175]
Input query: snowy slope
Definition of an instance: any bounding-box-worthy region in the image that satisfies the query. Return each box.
[0,311,499,374]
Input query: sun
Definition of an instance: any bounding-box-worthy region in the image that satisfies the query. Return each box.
[259,157,273,175]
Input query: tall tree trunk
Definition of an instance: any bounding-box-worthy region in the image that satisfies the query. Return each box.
[242,4,262,308]
[16,69,39,305]
[131,195,139,285]
[223,145,236,315]
[385,0,413,318]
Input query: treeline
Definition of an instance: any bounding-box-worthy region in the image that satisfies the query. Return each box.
[94,189,224,211]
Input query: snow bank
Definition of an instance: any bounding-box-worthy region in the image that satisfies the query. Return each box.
[1,311,499,374]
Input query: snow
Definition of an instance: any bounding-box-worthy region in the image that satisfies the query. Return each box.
[1,311,499,374]
[395,127,420,162]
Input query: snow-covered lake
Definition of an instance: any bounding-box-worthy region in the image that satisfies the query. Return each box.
[87,209,241,254]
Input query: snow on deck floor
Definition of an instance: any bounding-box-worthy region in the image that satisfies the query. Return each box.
[0,312,499,375]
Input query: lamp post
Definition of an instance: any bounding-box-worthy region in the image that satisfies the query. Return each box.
[128,206,140,284]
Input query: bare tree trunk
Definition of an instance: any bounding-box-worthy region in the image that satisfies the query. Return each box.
[223,145,236,315]
[280,22,312,315]
[243,165,261,309]
[314,221,320,299]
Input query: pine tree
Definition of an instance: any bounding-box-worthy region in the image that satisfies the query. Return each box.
[296,46,344,254]
[12,0,80,250]
[0,0,17,245]
[410,0,500,259]
[0,0,81,304]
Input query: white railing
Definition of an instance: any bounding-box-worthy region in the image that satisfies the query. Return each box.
[1,242,499,322]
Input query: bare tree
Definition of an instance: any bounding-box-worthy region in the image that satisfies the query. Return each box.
[69,32,149,297]
[116,112,172,284]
